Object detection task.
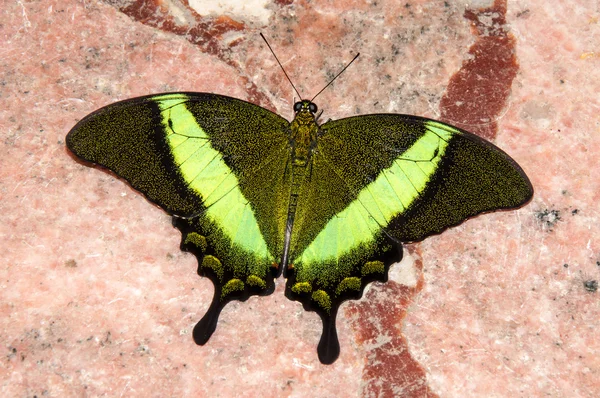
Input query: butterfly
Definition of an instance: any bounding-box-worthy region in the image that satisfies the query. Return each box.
[67,37,533,363]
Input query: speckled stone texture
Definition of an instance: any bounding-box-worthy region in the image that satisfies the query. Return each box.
[1,0,598,396]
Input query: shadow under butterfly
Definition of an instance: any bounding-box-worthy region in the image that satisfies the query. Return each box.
[66,36,533,364]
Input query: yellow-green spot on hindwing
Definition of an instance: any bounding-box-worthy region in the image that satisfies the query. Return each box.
[184,232,207,252]
[362,261,385,276]
[201,255,224,281]
[291,281,312,294]
[221,278,245,299]
[246,275,267,289]
[311,290,332,312]
[335,277,362,295]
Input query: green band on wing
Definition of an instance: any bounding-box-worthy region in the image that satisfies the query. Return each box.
[294,121,456,267]
[155,94,272,261]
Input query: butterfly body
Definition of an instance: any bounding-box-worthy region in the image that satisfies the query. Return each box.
[282,100,319,268]
[67,92,533,363]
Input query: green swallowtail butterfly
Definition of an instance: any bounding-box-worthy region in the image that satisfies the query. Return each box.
[66,76,533,365]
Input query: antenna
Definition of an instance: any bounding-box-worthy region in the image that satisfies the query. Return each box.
[310,52,359,102]
[260,33,360,103]
[260,33,303,100]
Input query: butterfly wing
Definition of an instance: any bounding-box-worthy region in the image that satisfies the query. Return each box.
[66,93,292,343]
[287,114,533,363]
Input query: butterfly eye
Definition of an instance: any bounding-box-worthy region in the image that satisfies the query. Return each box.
[293,102,303,112]
[309,102,318,113]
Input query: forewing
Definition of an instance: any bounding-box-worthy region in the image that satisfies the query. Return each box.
[67,92,292,343]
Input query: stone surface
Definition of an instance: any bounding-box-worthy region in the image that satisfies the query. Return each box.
[1,0,599,396]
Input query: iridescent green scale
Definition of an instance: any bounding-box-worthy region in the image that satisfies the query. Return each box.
[66,92,533,364]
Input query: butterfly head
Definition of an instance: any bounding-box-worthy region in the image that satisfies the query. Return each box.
[292,100,318,127]
[294,100,318,115]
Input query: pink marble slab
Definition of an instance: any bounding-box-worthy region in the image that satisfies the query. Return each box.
[1,0,599,396]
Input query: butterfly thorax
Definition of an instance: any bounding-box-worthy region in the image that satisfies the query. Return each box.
[289,100,319,166]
